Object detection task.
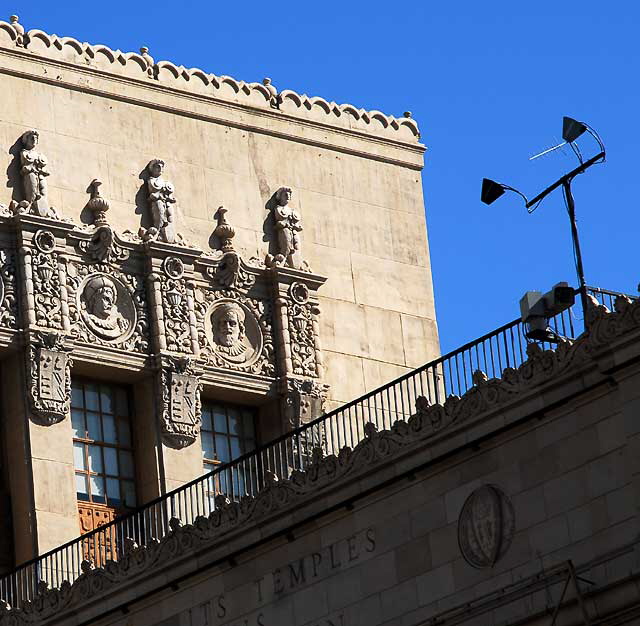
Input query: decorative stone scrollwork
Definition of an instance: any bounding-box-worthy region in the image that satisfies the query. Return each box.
[78,226,128,265]
[288,298,321,377]
[27,230,65,330]
[158,356,202,449]
[154,258,196,354]
[26,331,73,426]
[67,264,148,352]
[205,251,255,291]
[0,249,17,329]
[195,291,275,375]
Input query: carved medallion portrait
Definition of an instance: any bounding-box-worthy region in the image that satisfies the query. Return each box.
[205,300,263,366]
[457,484,515,569]
[78,273,136,342]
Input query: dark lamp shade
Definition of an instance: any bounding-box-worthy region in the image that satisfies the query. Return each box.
[481,178,506,205]
[562,116,587,143]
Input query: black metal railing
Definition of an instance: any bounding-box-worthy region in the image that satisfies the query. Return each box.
[0,285,634,608]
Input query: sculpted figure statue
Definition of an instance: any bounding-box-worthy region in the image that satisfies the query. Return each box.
[20,130,53,217]
[145,159,178,244]
[271,186,304,269]
[211,302,251,363]
[81,275,131,340]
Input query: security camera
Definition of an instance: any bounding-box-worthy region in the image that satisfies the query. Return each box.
[520,282,575,342]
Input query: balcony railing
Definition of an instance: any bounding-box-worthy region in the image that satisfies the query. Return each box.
[0,285,634,608]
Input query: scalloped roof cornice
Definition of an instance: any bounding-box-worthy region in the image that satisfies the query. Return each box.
[0,18,421,144]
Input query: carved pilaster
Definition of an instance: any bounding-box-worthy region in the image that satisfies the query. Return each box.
[156,355,202,449]
[145,244,202,356]
[25,331,73,426]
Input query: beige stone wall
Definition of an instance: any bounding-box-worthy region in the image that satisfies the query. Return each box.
[0,43,439,410]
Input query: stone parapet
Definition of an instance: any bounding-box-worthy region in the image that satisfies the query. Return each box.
[0,17,421,145]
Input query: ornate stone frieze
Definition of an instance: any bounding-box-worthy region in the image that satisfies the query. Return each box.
[157,356,202,449]
[66,264,148,352]
[26,331,72,426]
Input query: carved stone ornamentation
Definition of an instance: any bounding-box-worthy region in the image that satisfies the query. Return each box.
[140,159,181,244]
[78,274,135,341]
[213,206,235,252]
[85,179,109,227]
[158,356,202,449]
[78,226,128,265]
[26,331,73,426]
[27,230,65,330]
[457,485,515,568]
[152,258,197,354]
[195,291,275,375]
[9,15,24,47]
[283,378,328,429]
[66,264,148,352]
[288,298,321,377]
[0,249,17,329]
[206,301,263,366]
[16,130,59,219]
[265,187,308,271]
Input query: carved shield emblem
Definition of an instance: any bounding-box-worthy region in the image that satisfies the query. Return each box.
[457,484,515,568]
[170,372,198,428]
[39,348,67,402]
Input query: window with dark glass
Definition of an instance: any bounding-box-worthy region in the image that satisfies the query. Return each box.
[71,379,136,510]
[201,402,257,497]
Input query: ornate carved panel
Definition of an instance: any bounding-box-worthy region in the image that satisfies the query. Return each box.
[0,248,18,329]
[158,356,202,449]
[24,229,66,330]
[194,289,275,376]
[66,262,149,353]
[26,331,72,425]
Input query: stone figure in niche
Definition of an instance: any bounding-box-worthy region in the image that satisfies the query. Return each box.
[80,275,131,340]
[266,187,306,270]
[143,159,179,244]
[19,129,55,218]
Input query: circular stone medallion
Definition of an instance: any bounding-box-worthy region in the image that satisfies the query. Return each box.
[78,273,136,343]
[205,299,263,366]
[457,484,515,568]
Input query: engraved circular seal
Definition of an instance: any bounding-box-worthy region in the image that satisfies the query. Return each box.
[457,484,515,568]
[205,299,263,366]
[78,273,136,342]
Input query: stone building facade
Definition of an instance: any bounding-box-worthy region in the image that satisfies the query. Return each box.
[0,15,638,626]
[0,16,438,574]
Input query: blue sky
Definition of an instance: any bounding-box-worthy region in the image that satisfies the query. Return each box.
[10,1,638,354]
